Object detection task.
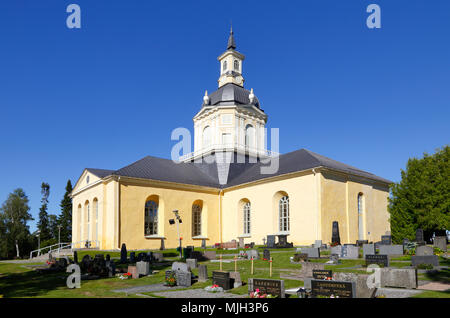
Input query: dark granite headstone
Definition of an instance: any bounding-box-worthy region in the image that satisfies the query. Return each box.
[266,235,276,248]
[332,221,340,245]
[313,269,333,280]
[190,251,203,260]
[365,254,389,267]
[105,254,110,262]
[263,249,270,260]
[212,271,231,290]
[201,239,206,249]
[416,229,425,245]
[129,252,136,263]
[248,278,285,298]
[311,279,355,298]
[120,243,127,263]
[160,238,165,250]
[381,235,392,245]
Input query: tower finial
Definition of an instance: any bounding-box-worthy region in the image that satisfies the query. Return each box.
[227,23,236,50]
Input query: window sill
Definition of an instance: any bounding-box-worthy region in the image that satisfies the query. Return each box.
[275,231,290,236]
[144,235,165,239]
[237,234,251,238]
[192,236,208,240]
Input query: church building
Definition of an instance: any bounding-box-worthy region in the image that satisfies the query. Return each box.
[71,29,391,251]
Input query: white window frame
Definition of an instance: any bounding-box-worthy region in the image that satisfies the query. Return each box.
[279,196,290,232]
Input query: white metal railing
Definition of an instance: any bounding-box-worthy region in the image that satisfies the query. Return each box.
[29,240,100,259]
[179,143,279,162]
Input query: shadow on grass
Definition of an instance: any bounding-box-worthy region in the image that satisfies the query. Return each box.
[424,268,450,284]
[0,268,68,297]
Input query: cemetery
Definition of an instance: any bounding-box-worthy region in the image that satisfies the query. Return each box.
[0,232,448,298]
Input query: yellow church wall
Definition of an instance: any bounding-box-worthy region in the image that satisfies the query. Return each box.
[222,172,320,246]
[320,170,390,245]
[118,180,220,250]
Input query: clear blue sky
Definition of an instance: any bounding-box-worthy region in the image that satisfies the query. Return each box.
[0,1,449,233]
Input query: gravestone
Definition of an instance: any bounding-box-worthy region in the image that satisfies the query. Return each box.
[366,254,389,267]
[363,244,375,258]
[330,245,342,256]
[201,239,206,249]
[105,254,110,262]
[411,255,439,267]
[172,262,190,273]
[153,253,163,262]
[175,271,192,287]
[159,238,165,250]
[129,252,136,263]
[189,251,203,261]
[105,260,116,277]
[212,271,231,290]
[378,245,404,256]
[146,252,153,262]
[120,243,127,263]
[183,247,194,259]
[186,258,198,269]
[333,272,376,298]
[341,245,359,259]
[331,221,341,245]
[276,234,293,248]
[229,271,242,288]
[266,235,276,248]
[416,229,425,245]
[247,249,259,260]
[314,240,322,248]
[127,266,138,279]
[136,261,150,276]
[80,255,93,273]
[416,245,434,256]
[311,279,355,298]
[380,268,417,289]
[248,278,285,298]
[356,240,369,247]
[300,247,320,258]
[203,251,216,260]
[299,262,325,277]
[433,236,447,252]
[381,235,392,245]
[293,253,308,262]
[263,249,270,260]
[198,264,208,282]
[313,269,332,280]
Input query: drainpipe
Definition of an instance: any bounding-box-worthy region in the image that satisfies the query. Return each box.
[116,176,121,250]
[219,189,223,244]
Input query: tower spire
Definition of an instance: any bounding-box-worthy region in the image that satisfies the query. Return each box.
[227,24,236,50]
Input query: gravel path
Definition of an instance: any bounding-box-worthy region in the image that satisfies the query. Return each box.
[112,283,186,294]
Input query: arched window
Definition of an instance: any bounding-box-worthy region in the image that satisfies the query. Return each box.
[234,59,239,71]
[279,196,290,232]
[77,204,82,245]
[243,202,251,234]
[145,200,158,236]
[203,126,212,148]
[192,204,202,237]
[223,60,227,72]
[245,124,254,148]
[358,193,364,240]
[93,199,98,245]
[86,201,90,241]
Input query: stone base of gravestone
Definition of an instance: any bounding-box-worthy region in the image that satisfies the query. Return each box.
[333,272,377,298]
[416,245,434,256]
[433,236,447,252]
[186,258,198,269]
[136,261,150,276]
[411,255,439,267]
[229,271,242,288]
[380,268,418,289]
[198,264,208,282]
[299,262,325,277]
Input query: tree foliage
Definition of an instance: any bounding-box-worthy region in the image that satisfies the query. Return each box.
[389,145,450,243]
[59,180,73,243]
[0,188,33,258]
[37,182,51,241]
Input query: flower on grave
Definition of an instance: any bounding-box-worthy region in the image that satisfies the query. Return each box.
[205,284,223,293]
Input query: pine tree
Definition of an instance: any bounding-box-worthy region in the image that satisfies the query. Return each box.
[389,145,450,243]
[59,180,73,243]
[0,188,33,258]
[37,182,51,241]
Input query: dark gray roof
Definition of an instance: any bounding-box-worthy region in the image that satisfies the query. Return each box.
[86,168,115,178]
[207,83,261,109]
[86,149,391,189]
